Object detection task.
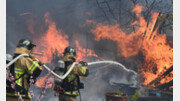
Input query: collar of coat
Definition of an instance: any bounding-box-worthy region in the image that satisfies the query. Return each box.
[14,47,31,55]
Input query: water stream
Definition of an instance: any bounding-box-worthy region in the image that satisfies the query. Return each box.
[87,60,137,75]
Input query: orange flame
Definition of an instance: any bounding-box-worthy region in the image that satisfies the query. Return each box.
[75,40,98,61]
[27,17,35,34]
[20,12,30,16]
[33,12,69,63]
[90,5,173,86]
[35,76,52,88]
[32,12,99,87]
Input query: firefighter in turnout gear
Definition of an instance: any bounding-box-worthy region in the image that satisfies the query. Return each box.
[55,46,89,101]
[6,39,43,101]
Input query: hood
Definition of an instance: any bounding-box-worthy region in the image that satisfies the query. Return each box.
[63,53,76,62]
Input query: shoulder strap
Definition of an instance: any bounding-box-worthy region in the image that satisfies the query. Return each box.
[76,75,80,84]
[13,72,27,82]
[10,54,28,82]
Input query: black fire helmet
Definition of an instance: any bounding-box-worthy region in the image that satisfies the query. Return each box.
[17,38,36,50]
[63,46,76,56]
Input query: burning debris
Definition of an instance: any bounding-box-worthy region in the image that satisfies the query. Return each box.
[89,4,173,88]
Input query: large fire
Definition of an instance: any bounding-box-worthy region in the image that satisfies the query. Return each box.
[33,12,69,63]
[33,12,98,63]
[90,5,173,86]
[30,4,172,88]
[32,12,98,87]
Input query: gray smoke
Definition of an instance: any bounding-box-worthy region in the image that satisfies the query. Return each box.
[81,64,137,101]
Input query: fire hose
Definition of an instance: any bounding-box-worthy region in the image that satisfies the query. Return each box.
[6,54,77,80]
[6,54,137,79]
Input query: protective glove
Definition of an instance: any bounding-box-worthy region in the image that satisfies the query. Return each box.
[38,60,44,66]
[79,61,88,66]
[53,85,63,93]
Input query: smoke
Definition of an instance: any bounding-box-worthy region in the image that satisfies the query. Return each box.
[81,64,137,101]
[6,0,134,55]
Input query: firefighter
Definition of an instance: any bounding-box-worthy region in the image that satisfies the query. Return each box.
[6,38,43,101]
[54,46,89,101]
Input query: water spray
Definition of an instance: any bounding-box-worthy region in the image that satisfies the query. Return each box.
[88,61,137,75]
[88,61,138,87]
